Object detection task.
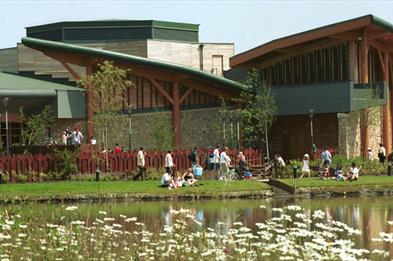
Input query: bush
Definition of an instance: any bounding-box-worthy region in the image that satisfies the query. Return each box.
[55,149,79,180]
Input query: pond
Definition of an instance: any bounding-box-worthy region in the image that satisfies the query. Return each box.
[2,196,393,260]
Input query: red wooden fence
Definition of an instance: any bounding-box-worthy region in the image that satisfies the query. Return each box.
[0,148,263,176]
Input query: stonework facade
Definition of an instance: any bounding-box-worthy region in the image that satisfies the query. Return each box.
[337,107,382,159]
[50,107,224,150]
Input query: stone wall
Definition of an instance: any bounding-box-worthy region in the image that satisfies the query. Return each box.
[50,107,224,150]
[337,107,382,158]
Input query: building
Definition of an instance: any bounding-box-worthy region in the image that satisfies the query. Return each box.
[0,19,243,150]
[229,15,393,159]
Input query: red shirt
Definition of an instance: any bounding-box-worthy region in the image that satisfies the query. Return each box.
[114,146,122,154]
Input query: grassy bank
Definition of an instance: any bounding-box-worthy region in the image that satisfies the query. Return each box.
[0,180,271,202]
[281,176,393,188]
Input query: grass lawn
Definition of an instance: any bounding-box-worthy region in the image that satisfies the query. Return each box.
[281,176,393,188]
[0,180,271,201]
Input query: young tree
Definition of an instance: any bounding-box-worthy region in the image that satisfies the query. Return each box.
[78,60,133,151]
[23,105,54,146]
[151,109,173,151]
[240,69,277,159]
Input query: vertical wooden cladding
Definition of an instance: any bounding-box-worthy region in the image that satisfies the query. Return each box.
[260,43,349,86]
[179,85,220,107]
[367,47,384,82]
[120,74,220,110]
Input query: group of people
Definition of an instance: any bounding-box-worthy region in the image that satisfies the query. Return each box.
[61,128,84,145]
[160,167,198,189]
[297,146,359,181]
[206,145,250,179]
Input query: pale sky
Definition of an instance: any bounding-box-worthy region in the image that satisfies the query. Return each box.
[1,0,393,54]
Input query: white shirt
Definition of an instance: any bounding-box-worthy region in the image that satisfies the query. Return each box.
[90,138,97,145]
[165,153,174,168]
[349,167,359,179]
[137,150,145,167]
[212,148,220,163]
[71,131,83,145]
[220,151,228,164]
[379,147,386,156]
[302,159,309,172]
[277,157,286,167]
[161,173,171,186]
[321,150,332,161]
[62,134,67,145]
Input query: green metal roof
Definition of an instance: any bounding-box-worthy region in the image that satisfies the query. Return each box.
[26,20,199,34]
[21,37,246,93]
[0,71,84,95]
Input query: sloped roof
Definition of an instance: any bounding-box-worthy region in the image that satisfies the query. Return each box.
[0,71,84,97]
[21,37,246,93]
[231,14,393,67]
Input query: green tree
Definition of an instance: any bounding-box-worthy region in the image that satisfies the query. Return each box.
[23,105,54,146]
[240,69,277,158]
[77,60,133,151]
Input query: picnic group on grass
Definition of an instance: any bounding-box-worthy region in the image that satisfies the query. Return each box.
[134,145,252,189]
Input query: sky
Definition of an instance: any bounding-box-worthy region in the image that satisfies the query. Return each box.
[1,0,393,54]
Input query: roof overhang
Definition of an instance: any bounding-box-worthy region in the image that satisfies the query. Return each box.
[21,37,246,97]
[230,14,393,68]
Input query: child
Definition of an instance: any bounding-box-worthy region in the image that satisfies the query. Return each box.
[335,164,345,181]
[320,161,330,178]
[300,154,310,178]
[348,162,360,181]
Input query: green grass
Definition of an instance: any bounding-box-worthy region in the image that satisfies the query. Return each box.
[281,176,393,188]
[0,180,271,201]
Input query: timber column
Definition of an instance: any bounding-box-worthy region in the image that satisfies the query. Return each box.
[86,65,95,140]
[360,30,369,159]
[382,52,390,154]
[172,82,181,149]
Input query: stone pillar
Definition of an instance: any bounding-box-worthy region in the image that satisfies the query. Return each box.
[337,112,362,158]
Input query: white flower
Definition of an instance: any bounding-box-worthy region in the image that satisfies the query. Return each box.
[65,206,78,211]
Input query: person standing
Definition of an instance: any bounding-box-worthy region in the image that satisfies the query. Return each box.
[188,147,198,167]
[378,143,386,163]
[135,147,146,181]
[71,128,83,145]
[165,150,174,170]
[300,154,310,178]
[114,143,122,154]
[62,131,68,145]
[212,144,220,171]
[220,147,230,175]
[90,136,97,145]
[321,146,332,166]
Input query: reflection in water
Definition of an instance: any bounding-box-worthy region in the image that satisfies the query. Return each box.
[5,196,393,254]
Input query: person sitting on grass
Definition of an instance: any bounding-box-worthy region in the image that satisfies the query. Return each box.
[182,168,197,186]
[319,160,330,178]
[161,168,177,189]
[348,162,360,182]
[335,164,345,181]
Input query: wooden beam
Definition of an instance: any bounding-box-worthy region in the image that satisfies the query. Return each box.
[179,87,194,104]
[86,65,95,142]
[382,52,390,154]
[360,29,369,159]
[378,49,387,77]
[172,82,181,149]
[60,62,81,81]
[43,50,93,67]
[367,31,392,41]
[148,77,174,104]
[369,40,393,53]
[330,31,360,41]
[183,80,239,100]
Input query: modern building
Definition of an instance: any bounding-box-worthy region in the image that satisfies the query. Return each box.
[0,20,242,150]
[229,14,393,159]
